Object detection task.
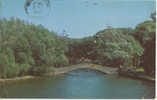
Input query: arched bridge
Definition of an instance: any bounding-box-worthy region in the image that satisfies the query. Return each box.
[48,63,118,75]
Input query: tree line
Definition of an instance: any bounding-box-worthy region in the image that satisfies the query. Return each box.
[66,12,155,76]
[0,18,68,78]
[0,12,155,78]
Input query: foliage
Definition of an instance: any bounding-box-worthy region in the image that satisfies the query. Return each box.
[0,12,155,78]
[134,21,155,44]
[66,36,96,64]
[66,28,143,69]
[132,14,155,76]
[94,28,144,68]
[0,18,68,78]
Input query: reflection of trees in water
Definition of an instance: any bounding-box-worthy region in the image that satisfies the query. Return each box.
[24,0,51,16]
[0,83,8,98]
[141,81,155,99]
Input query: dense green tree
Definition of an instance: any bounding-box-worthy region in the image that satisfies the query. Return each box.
[0,12,155,78]
[94,28,144,68]
[133,13,155,76]
[66,28,143,69]
[66,36,96,64]
[0,18,69,78]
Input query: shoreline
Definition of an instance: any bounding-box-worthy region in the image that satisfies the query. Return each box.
[0,73,155,83]
[0,64,155,83]
[0,76,37,83]
[119,71,155,83]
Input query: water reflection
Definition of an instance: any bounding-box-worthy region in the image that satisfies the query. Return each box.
[0,69,154,98]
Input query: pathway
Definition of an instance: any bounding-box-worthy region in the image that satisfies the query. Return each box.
[48,63,118,75]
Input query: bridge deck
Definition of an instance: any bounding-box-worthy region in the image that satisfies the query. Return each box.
[50,63,118,75]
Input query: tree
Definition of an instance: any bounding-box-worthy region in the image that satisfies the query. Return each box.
[133,15,155,76]
[94,28,144,68]
[0,18,69,78]
[151,12,156,22]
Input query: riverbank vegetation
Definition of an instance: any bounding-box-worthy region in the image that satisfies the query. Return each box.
[0,12,155,78]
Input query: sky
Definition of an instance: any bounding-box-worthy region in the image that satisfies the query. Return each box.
[0,0,156,38]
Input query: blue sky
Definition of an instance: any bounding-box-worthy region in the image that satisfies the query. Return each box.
[0,0,156,38]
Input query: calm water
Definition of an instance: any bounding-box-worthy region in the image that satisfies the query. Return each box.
[0,69,155,99]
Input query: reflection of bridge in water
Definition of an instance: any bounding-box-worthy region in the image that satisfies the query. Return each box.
[49,63,118,75]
